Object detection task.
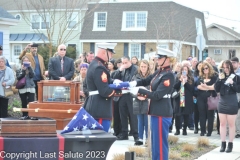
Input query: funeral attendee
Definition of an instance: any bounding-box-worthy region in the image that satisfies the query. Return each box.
[191,57,198,71]
[48,44,75,80]
[17,56,35,120]
[132,60,150,144]
[197,61,218,137]
[112,56,140,143]
[0,45,11,68]
[230,57,240,139]
[84,43,122,132]
[206,57,218,73]
[19,43,45,100]
[0,56,15,118]
[85,51,95,64]
[173,65,194,136]
[73,63,89,102]
[215,60,240,153]
[131,56,139,66]
[128,47,176,160]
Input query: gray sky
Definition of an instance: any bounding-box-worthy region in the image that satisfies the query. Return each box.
[118,0,240,32]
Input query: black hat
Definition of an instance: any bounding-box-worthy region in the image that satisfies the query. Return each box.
[31,43,38,47]
[0,45,2,50]
[231,57,239,62]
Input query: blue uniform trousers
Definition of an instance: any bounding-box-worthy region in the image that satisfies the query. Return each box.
[96,119,111,132]
[151,116,172,160]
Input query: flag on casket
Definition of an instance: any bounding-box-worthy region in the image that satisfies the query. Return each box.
[109,81,130,89]
[61,107,103,134]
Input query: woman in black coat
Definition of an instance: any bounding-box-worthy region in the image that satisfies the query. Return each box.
[173,65,194,135]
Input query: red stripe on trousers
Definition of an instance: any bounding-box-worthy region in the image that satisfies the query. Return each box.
[98,118,103,124]
[159,117,163,160]
[57,134,65,160]
[0,137,3,160]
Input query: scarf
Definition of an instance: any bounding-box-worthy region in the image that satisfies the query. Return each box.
[180,83,185,107]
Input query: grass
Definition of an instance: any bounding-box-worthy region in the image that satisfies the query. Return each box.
[168,135,179,144]
[128,146,147,157]
[112,153,125,160]
[197,137,210,147]
[169,151,181,160]
[182,143,196,152]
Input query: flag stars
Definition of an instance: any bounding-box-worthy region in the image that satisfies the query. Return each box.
[82,125,88,130]
[91,123,97,129]
[64,126,69,131]
[73,127,79,131]
[82,114,88,120]
[72,115,77,120]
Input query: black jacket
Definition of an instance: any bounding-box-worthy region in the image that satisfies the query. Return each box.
[214,74,240,95]
[173,77,194,115]
[48,56,75,80]
[84,57,121,119]
[132,73,149,115]
[136,67,175,117]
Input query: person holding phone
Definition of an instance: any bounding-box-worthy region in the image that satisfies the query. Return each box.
[196,61,218,137]
[214,60,240,153]
[16,56,35,120]
[173,65,194,136]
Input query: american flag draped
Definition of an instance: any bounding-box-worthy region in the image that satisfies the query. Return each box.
[109,81,130,89]
[61,107,103,134]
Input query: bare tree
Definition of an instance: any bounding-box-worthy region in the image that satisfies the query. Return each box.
[14,0,101,57]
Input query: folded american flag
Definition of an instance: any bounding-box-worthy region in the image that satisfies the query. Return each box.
[109,81,130,89]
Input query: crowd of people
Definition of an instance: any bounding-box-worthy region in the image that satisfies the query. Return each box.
[0,42,240,159]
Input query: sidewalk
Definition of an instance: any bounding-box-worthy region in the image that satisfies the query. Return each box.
[106,128,240,160]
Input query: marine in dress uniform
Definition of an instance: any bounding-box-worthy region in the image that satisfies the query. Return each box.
[129,47,176,160]
[84,43,121,132]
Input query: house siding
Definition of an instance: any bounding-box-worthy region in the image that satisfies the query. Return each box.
[208,28,238,41]
[8,10,85,58]
[208,47,240,62]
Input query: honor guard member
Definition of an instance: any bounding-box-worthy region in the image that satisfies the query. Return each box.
[128,47,176,160]
[85,43,122,132]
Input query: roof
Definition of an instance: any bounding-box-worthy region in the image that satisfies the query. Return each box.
[80,1,208,43]
[208,40,240,46]
[0,0,99,10]
[0,6,15,19]
[207,23,240,39]
[10,33,48,42]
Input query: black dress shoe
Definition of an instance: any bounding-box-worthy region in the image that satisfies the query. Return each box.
[206,133,211,137]
[200,133,205,136]
[30,117,38,120]
[235,134,240,138]
[19,116,30,120]
[189,127,194,130]
[117,135,128,140]
[194,129,198,134]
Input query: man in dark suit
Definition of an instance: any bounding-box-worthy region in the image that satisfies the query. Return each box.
[112,56,140,143]
[48,44,75,80]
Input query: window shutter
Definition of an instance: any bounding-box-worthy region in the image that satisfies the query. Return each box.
[124,43,128,56]
[141,43,145,59]
[90,43,95,53]
[0,32,3,46]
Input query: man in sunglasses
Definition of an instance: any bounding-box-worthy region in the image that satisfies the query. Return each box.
[48,44,75,81]
[19,43,45,100]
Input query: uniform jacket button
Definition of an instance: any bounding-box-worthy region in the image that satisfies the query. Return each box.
[106,98,108,100]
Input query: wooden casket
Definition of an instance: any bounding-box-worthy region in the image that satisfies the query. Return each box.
[27,80,83,130]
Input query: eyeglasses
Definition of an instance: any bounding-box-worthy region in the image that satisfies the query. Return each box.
[60,49,66,51]
[202,67,208,71]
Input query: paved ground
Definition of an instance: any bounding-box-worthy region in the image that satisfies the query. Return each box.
[106,128,240,160]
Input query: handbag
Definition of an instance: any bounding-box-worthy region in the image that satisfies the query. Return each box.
[4,86,14,97]
[16,77,26,89]
[207,94,220,110]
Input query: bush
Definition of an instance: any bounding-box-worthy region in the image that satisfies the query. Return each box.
[128,146,146,157]
[182,143,196,152]
[112,153,125,160]
[197,137,210,147]
[168,135,179,145]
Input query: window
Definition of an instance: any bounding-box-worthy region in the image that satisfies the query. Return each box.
[229,49,236,59]
[93,12,107,31]
[195,18,203,35]
[13,45,22,56]
[130,44,141,59]
[67,12,78,30]
[214,49,222,55]
[31,14,50,29]
[15,14,21,20]
[122,11,147,31]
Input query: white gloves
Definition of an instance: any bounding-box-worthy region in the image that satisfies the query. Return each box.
[113,79,123,85]
[129,81,137,88]
[128,87,139,96]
